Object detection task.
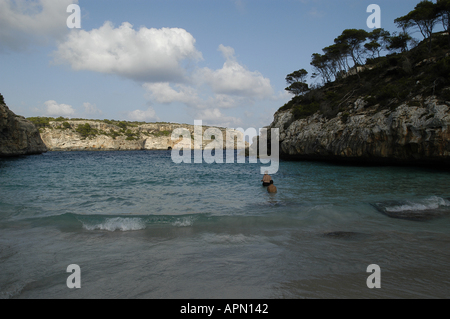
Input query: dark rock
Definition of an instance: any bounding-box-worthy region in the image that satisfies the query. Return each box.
[0,96,47,157]
[268,97,450,167]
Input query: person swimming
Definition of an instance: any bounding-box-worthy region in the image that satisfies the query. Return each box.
[261,171,273,187]
[267,183,277,193]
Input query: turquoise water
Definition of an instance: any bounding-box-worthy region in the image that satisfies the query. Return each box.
[1,150,450,298]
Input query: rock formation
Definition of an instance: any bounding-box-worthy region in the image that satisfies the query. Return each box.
[39,120,247,151]
[268,96,450,166]
[0,97,47,157]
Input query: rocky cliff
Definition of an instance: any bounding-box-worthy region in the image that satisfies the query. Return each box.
[0,97,47,157]
[39,120,246,151]
[268,96,450,166]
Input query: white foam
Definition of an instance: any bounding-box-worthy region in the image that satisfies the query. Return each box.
[386,196,450,213]
[82,217,146,231]
[172,216,195,227]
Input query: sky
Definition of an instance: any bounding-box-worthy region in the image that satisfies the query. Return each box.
[0,0,426,133]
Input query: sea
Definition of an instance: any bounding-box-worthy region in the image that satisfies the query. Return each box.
[1,150,450,299]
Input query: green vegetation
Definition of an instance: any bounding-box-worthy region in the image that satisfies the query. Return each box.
[27,117,53,129]
[292,102,320,120]
[285,69,309,96]
[107,129,121,139]
[25,116,181,141]
[151,130,171,137]
[281,0,450,122]
[124,129,139,140]
[0,93,5,105]
[28,116,72,129]
[76,123,98,139]
[395,0,450,52]
[117,121,128,130]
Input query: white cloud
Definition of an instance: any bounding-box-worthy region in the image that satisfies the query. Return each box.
[143,44,275,114]
[213,94,248,109]
[44,100,75,117]
[143,82,201,106]
[196,44,274,98]
[143,82,252,111]
[0,0,76,52]
[127,107,159,122]
[272,89,292,101]
[217,44,236,61]
[53,21,202,83]
[83,102,102,116]
[193,108,243,128]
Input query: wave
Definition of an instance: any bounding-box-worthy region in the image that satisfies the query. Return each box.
[78,214,202,231]
[2,213,207,232]
[80,217,147,231]
[3,201,384,232]
[3,211,311,232]
[171,216,196,227]
[372,196,450,221]
[384,196,450,212]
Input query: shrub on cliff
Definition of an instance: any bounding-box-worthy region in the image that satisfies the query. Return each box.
[76,123,98,139]
[124,129,139,140]
[27,117,53,129]
[108,129,121,139]
[152,130,171,137]
[0,93,4,105]
[118,121,128,130]
[292,103,320,119]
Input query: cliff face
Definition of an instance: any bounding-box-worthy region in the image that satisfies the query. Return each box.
[0,101,47,157]
[40,120,246,151]
[269,96,450,165]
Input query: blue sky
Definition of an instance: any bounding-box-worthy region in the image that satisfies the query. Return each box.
[0,0,424,131]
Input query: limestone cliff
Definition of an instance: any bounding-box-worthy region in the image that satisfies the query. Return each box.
[0,97,47,157]
[39,120,246,151]
[268,96,450,165]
